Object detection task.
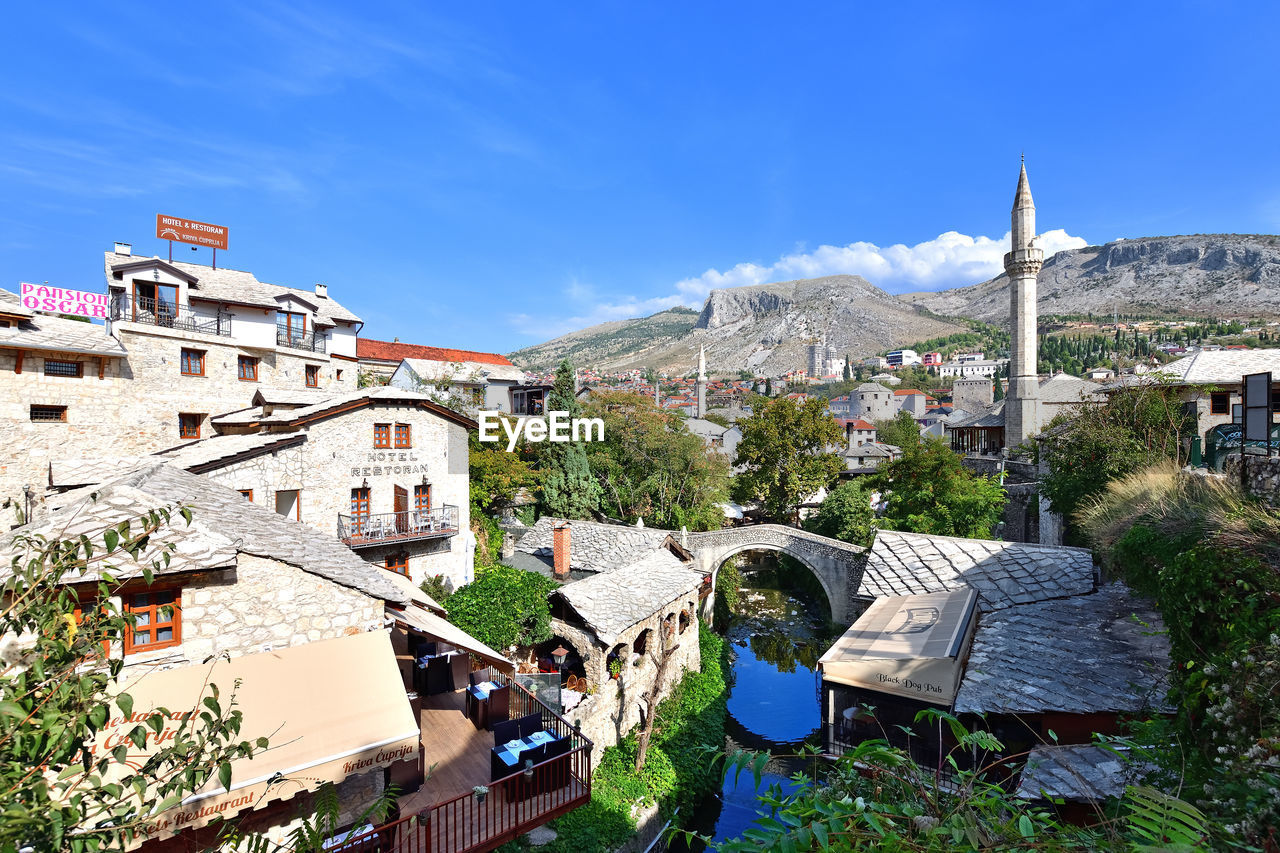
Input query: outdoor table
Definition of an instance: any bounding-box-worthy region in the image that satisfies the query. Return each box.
[468,680,501,729]
[320,824,375,851]
[490,729,557,781]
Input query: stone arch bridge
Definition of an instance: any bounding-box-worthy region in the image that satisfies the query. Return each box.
[685,525,867,624]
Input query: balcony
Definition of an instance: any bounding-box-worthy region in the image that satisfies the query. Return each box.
[276,324,326,353]
[339,506,460,548]
[109,294,231,337]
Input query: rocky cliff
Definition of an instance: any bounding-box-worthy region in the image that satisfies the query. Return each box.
[903,234,1280,321]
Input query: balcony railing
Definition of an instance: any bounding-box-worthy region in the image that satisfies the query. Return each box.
[276,324,326,353]
[109,294,231,337]
[338,506,460,547]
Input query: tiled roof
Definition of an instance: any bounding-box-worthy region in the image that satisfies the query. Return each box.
[154,431,308,471]
[1038,375,1105,405]
[252,388,335,406]
[894,388,926,396]
[553,549,702,645]
[0,289,35,318]
[955,583,1172,715]
[0,289,127,358]
[948,401,1005,429]
[358,337,514,367]
[860,530,1096,610]
[1015,744,1155,802]
[14,463,408,604]
[856,383,894,394]
[1151,349,1280,385]
[103,253,360,326]
[211,386,477,430]
[515,517,670,573]
[397,357,525,384]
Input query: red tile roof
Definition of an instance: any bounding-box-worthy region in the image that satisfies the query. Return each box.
[894,388,925,395]
[357,337,514,367]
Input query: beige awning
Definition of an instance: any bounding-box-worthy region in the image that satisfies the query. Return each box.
[97,630,419,843]
[390,603,514,673]
[819,588,978,706]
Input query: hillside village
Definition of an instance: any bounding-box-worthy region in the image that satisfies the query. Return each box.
[3,159,1280,853]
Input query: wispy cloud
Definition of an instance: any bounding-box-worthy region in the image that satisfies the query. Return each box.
[508,229,1088,341]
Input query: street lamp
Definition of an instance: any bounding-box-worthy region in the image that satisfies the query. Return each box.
[551,644,569,682]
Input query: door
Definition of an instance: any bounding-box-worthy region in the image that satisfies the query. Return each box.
[394,485,408,533]
[133,282,178,323]
[350,487,370,537]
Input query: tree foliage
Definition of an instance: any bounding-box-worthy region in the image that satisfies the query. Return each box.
[873,410,921,450]
[874,437,1006,539]
[805,480,876,547]
[583,391,730,531]
[444,566,558,651]
[468,430,537,517]
[537,360,602,519]
[0,507,263,852]
[733,396,844,521]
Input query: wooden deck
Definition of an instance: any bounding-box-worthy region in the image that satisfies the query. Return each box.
[399,689,491,812]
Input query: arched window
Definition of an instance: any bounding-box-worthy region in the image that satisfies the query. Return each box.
[632,628,651,660]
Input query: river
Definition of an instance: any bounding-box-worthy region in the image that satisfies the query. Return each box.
[680,553,843,847]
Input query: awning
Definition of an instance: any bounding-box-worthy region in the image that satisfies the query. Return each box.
[389,603,514,673]
[100,630,419,843]
[819,588,978,706]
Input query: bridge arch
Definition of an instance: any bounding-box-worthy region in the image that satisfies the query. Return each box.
[701,541,838,621]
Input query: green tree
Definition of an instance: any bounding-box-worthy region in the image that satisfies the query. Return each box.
[445,566,558,650]
[1,507,264,851]
[992,377,1005,401]
[469,430,537,517]
[537,360,601,519]
[875,437,1006,538]
[872,410,921,449]
[733,396,844,521]
[584,392,729,530]
[763,378,773,397]
[805,480,876,546]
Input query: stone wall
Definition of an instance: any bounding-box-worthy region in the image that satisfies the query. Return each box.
[1223,454,1280,507]
[549,597,701,765]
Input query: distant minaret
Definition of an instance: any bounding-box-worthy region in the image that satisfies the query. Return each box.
[695,345,707,419]
[1003,159,1044,449]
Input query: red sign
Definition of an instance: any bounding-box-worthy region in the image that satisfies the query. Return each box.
[155,215,229,250]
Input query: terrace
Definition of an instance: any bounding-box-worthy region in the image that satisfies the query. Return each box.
[276,323,327,353]
[338,506,460,548]
[108,293,232,337]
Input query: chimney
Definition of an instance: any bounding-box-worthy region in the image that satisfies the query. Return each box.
[552,522,571,580]
[315,283,329,299]
[114,242,132,256]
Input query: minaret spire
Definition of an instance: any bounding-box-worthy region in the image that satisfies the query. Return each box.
[694,345,707,419]
[1003,159,1044,451]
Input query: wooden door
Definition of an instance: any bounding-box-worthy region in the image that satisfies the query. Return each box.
[394,485,408,533]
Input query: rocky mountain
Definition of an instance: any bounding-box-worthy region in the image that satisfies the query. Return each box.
[903,234,1280,322]
[509,275,965,374]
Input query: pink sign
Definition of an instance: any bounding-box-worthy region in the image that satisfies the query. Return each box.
[20,282,109,319]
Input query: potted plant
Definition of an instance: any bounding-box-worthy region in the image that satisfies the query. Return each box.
[472,785,488,804]
[608,658,622,680]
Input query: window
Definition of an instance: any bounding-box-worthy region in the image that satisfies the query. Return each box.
[275,489,301,520]
[44,360,83,378]
[414,483,431,512]
[385,553,408,575]
[1210,392,1230,415]
[336,369,344,381]
[351,487,370,520]
[238,356,259,382]
[238,489,253,502]
[180,349,205,376]
[178,413,202,439]
[394,423,411,448]
[123,588,181,654]
[30,405,67,422]
[305,364,319,388]
[373,423,391,448]
[278,311,306,343]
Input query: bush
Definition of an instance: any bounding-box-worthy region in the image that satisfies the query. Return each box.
[805,480,876,546]
[444,566,558,651]
[713,557,743,628]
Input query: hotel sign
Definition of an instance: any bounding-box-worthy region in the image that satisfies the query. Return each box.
[155,214,229,250]
[20,282,109,319]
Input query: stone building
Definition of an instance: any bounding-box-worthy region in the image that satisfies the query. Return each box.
[852,382,899,422]
[1134,348,1280,440]
[50,387,476,590]
[951,376,993,414]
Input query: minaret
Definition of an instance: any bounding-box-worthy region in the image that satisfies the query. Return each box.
[1003,159,1044,449]
[695,345,707,419]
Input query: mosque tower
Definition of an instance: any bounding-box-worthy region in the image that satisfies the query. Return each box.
[695,345,707,419]
[1002,160,1044,449]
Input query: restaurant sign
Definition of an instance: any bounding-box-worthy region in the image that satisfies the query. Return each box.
[155,214,229,250]
[20,281,109,319]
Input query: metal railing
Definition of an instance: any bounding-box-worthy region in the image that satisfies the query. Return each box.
[276,324,326,353]
[338,506,460,546]
[109,294,231,337]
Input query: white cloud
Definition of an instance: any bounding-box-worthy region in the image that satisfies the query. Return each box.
[509,228,1088,341]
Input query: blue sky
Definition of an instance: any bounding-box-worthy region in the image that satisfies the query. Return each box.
[3,2,1278,352]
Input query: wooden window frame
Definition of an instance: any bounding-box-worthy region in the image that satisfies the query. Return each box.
[275,489,302,521]
[1210,391,1230,415]
[122,587,182,655]
[44,359,83,378]
[351,487,370,520]
[178,413,202,439]
[373,423,391,448]
[30,405,68,422]
[394,423,411,448]
[279,311,307,339]
[180,348,205,377]
[385,553,408,575]
[305,364,319,388]
[238,355,259,382]
[413,483,431,512]
[238,489,253,502]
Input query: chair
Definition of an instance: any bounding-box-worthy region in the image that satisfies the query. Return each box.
[469,667,495,688]
[516,713,543,739]
[492,719,520,745]
[537,737,572,794]
[486,685,509,728]
[515,743,549,799]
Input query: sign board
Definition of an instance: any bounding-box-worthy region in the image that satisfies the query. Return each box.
[19,282,109,319]
[155,214,229,250]
[1242,372,1273,446]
